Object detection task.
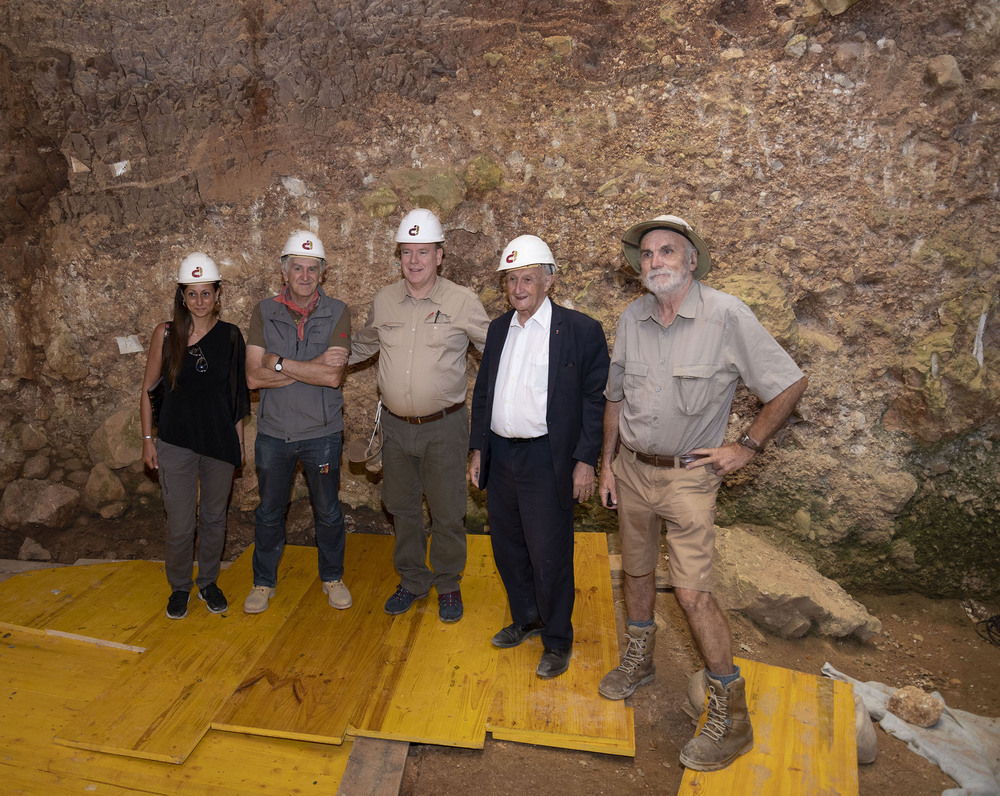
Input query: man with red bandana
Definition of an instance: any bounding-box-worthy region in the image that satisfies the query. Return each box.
[243,230,352,615]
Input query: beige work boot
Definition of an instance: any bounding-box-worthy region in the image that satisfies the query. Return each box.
[681,669,708,724]
[679,672,754,771]
[322,579,352,610]
[243,585,275,614]
[598,623,656,700]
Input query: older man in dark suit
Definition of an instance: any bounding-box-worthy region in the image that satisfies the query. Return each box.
[469,234,609,678]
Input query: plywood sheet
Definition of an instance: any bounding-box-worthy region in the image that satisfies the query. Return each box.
[0,560,166,646]
[0,625,351,795]
[54,546,319,764]
[677,658,858,795]
[486,532,635,756]
[214,534,397,744]
[349,535,507,747]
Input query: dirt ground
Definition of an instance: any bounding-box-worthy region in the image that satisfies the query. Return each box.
[2,507,998,795]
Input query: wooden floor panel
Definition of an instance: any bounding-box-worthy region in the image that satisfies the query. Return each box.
[214,534,397,744]
[0,626,351,795]
[486,532,635,755]
[677,657,858,795]
[349,535,508,747]
[54,546,319,764]
[0,560,166,646]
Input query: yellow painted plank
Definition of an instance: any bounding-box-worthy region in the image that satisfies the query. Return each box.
[0,625,351,795]
[349,535,507,747]
[54,545,319,764]
[214,534,397,744]
[0,560,166,646]
[487,533,635,756]
[678,658,858,795]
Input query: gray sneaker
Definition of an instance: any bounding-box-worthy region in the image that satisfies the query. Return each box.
[322,579,352,610]
[243,585,275,614]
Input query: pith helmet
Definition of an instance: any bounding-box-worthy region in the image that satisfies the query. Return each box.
[621,214,712,279]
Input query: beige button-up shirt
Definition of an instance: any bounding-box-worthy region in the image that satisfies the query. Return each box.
[605,282,804,455]
[350,276,489,417]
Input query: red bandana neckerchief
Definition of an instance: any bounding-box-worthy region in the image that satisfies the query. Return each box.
[275,286,320,341]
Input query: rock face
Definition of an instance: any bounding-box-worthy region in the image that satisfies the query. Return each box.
[714,525,882,641]
[0,0,998,595]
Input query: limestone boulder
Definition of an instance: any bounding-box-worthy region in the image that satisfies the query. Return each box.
[714,525,882,641]
[88,409,142,469]
[0,479,80,530]
[887,686,944,728]
[83,462,126,512]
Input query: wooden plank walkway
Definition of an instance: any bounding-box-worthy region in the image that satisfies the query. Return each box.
[0,625,351,794]
[214,535,396,744]
[54,548,319,763]
[678,657,858,795]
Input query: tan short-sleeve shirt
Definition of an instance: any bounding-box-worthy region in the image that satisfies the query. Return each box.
[349,276,489,417]
[605,282,804,455]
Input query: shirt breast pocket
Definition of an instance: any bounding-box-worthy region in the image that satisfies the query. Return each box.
[673,363,717,416]
[624,360,649,392]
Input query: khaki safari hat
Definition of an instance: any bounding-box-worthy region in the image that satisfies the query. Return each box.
[621,214,712,280]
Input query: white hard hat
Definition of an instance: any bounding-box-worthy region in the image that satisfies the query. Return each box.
[281,230,326,261]
[177,252,221,284]
[395,208,445,244]
[621,214,712,279]
[497,235,556,273]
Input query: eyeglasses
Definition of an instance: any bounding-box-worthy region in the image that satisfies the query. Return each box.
[188,345,208,373]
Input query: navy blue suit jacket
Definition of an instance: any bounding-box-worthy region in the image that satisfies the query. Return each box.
[469,300,610,511]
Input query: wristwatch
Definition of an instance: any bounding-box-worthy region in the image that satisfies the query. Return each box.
[737,432,762,453]
[274,356,284,372]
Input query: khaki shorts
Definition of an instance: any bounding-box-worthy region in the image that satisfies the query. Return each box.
[612,449,722,592]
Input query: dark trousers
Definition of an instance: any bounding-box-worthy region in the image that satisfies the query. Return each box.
[486,433,575,650]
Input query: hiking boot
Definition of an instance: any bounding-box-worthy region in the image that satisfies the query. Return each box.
[384,585,428,615]
[438,590,463,623]
[197,582,228,614]
[679,672,754,771]
[322,579,353,610]
[598,623,656,700]
[681,668,708,724]
[243,585,275,614]
[166,590,189,620]
[492,619,545,648]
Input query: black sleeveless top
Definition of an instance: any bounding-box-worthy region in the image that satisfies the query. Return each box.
[158,321,250,467]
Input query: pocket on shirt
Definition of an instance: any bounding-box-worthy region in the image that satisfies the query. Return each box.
[379,321,405,347]
[673,363,717,416]
[623,360,649,393]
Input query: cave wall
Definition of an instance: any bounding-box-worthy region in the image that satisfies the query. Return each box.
[1,0,997,596]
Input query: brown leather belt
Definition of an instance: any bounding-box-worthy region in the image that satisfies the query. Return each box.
[386,402,465,425]
[624,445,709,468]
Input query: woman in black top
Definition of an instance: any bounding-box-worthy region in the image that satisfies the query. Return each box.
[140,253,250,619]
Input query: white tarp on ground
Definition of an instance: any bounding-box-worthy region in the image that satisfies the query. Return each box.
[823,662,1000,796]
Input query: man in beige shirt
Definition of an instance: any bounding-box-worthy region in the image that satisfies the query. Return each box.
[350,209,489,623]
[598,214,807,772]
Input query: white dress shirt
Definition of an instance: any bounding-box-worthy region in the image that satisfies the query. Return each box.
[491,298,552,439]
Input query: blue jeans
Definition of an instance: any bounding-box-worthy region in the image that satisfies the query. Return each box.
[253,431,346,587]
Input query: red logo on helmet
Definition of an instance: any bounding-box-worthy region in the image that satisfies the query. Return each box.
[506,250,517,264]
[302,240,313,251]
[409,225,420,236]
[191,266,203,278]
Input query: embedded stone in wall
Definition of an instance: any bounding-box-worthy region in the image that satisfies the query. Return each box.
[926,55,965,90]
[0,479,80,530]
[83,461,126,512]
[88,408,141,469]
